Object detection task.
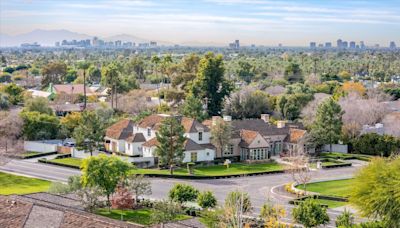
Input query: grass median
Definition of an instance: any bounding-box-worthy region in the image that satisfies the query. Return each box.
[297,179,354,198]
[0,172,51,195]
[46,157,285,177]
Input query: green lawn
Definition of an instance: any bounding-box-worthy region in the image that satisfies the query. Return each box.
[315,199,347,208]
[297,179,355,198]
[0,172,51,195]
[96,208,191,225]
[48,157,284,176]
[21,151,42,157]
[133,162,284,176]
[49,157,83,167]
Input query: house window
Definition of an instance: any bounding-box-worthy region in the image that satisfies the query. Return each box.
[224,144,234,156]
[198,132,203,141]
[147,128,151,137]
[127,144,131,150]
[191,152,197,162]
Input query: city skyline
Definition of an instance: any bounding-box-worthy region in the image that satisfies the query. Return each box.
[1,0,400,46]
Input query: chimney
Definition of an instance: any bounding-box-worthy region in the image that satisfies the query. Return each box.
[277,120,286,128]
[223,115,232,122]
[260,114,270,123]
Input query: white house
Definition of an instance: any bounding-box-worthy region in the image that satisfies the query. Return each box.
[105,114,215,163]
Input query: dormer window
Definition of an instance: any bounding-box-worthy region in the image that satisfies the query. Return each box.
[198,132,203,141]
[147,128,151,137]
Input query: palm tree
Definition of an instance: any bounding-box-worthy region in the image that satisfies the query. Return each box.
[78,61,91,110]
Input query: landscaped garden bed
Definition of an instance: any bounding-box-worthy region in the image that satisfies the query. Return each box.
[320,152,373,162]
[0,171,51,195]
[41,157,286,178]
[96,208,191,225]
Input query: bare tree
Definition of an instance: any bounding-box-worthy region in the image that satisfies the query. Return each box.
[286,152,312,195]
[118,90,153,115]
[301,93,331,127]
[339,92,389,138]
[0,111,23,165]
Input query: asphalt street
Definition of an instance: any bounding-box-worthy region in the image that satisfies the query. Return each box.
[0,159,365,227]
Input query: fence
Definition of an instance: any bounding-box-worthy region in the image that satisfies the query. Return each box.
[24,141,59,153]
[322,144,348,153]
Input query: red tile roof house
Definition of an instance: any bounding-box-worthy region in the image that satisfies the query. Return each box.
[104,114,312,165]
[105,114,215,164]
[51,84,97,96]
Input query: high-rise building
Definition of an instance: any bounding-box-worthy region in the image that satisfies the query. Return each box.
[360,41,365,49]
[349,41,356,49]
[92,37,98,46]
[336,39,343,48]
[115,40,122,46]
[310,42,316,48]
[342,41,348,48]
[150,41,157,47]
[325,42,332,48]
[228,39,240,49]
[390,41,397,49]
[318,43,324,48]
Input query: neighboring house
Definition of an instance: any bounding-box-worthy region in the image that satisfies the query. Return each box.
[105,114,215,163]
[27,89,52,99]
[51,102,105,116]
[203,114,311,161]
[48,83,96,97]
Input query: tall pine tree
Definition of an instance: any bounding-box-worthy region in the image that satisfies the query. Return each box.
[190,52,233,116]
[310,98,343,152]
[155,116,186,174]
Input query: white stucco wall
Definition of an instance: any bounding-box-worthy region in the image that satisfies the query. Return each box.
[142,146,156,157]
[182,148,215,163]
[184,132,211,144]
[125,142,144,156]
[134,126,156,141]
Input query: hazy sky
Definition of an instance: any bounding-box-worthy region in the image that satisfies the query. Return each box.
[1,0,399,46]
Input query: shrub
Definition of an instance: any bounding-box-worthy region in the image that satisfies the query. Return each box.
[197,191,217,208]
[150,200,183,224]
[111,185,134,210]
[168,183,199,203]
[224,190,252,213]
[336,210,355,227]
[292,198,329,228]
[352,133,400,157]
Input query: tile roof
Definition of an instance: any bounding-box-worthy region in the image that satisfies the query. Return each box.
[53,84,95,95]
[231,119,289,137]
[286,128,307,143]
[142,137,159,147]
[0,194,142,228]
[184,139,205,151]
[126,133,146,143]
[138,114,209,133]
[239,130,260,148]
[106,119,134,140]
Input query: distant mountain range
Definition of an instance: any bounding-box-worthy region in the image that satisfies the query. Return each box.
[0,29,170,47]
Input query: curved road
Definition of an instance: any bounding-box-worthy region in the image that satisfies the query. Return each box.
[0,159,365,227]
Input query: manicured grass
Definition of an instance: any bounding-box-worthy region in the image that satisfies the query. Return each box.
[49,157,82,167]
[315,199,347,208]
[132,162,284,176]
[297,179,354,198]
[96,208,191,225]
[320,152,372,161]
[0,172,51,195]
[48,157,284,176]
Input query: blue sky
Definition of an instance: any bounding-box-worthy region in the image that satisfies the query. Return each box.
[1,0,399,46]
